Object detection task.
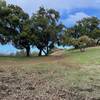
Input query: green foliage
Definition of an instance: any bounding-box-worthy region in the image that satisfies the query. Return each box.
[62,17,100,50]
[78,35,90,45]
[31,7,64,56]
[74,17,100,39]
[78,35,90,52]
[0,1,100,56]
[63,33,91,52]
[7,5,34,57]
[92,29,100,39]
[0,0,11,44]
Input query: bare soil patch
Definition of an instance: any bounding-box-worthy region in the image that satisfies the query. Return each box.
[0,68,87,100]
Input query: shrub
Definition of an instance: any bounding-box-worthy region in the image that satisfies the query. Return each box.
[78,35,90,52]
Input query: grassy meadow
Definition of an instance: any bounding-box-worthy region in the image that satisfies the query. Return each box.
[0,47,100,100]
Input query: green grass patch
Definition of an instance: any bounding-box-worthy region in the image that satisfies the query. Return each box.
[65,47,100,64]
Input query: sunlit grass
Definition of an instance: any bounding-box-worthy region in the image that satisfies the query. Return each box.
[65,47,100,64]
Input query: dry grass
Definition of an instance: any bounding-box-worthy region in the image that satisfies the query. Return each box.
[0,47,100,100]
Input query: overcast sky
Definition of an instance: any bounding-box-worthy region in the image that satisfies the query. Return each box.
[0,0,100,54]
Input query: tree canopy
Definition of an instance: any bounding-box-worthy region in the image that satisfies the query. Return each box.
[31,7,64,56]
[0,0,11,44]
[0,0,100,56]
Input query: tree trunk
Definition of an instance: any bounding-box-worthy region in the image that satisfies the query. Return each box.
[75,45,79,49]
[42,49,48,56]
[43,45,49,56]
[80,48,85,52]
[26,46,30,57]
[38,49,42,56]
[46,46,49,56]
